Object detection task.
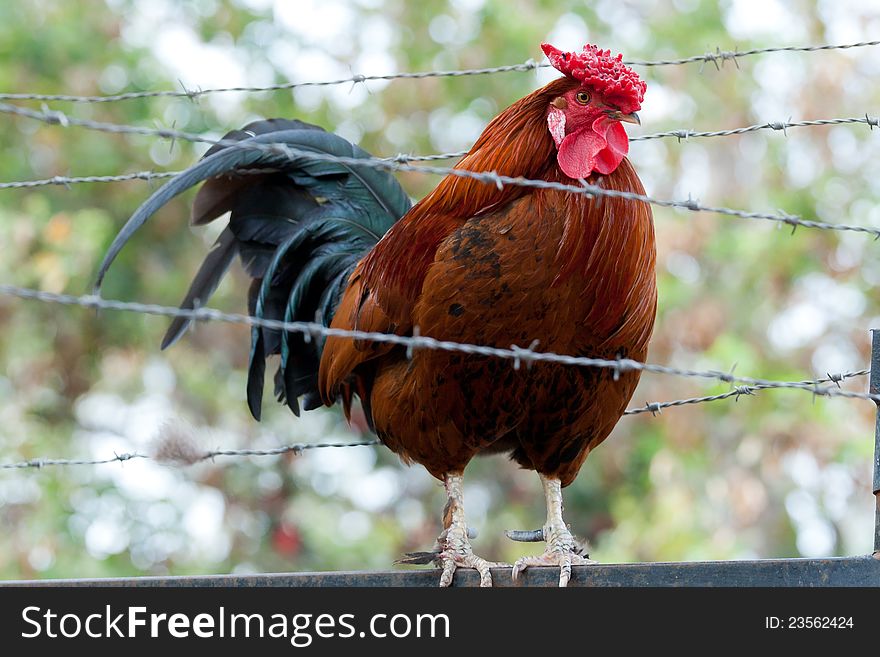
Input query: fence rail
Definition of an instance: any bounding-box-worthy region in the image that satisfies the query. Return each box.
[3,557,878,587]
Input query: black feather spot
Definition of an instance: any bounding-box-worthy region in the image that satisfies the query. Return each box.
[448,303,464,317]
[559,440,584,465]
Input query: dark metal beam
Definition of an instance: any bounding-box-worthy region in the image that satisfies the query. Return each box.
[4,557,879,587]
[871,329,880,555]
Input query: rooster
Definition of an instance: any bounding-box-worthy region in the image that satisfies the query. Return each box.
[96,42,656,587]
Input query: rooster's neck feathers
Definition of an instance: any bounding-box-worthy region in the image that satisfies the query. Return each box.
[412,76,579,218]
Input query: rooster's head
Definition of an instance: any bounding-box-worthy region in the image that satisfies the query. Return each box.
[542,43,646,179]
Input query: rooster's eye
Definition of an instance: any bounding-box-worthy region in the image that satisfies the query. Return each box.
[575,91,591,105]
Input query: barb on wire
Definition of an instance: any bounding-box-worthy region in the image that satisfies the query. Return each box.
[0,439,381,471]
[625,369,869,416]
[1,40,878,104]
[2,102,878,240]
[1,283,877,406]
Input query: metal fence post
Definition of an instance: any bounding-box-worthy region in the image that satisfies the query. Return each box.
[870,330,880,556]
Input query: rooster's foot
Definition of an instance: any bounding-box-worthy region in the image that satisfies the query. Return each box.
[508,474,596,587]
[511,544,595,587]
[396,531,506,587]
[438,544,506,587]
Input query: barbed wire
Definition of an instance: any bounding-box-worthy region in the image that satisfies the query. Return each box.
[0,438,382,471]
[0,170,181,189]
[0,152,472,190]
[0,324,869,472]
[1,283,876,406]
[0,62,546,104]
[8,100,880,149]
[0,40,877,464]
[624,369,869,416]
[0,453,147,470]
[392,115,880,154]
[0,39,877,104]
[630,113,880,141]
[2,103,879,239]
[626,39,880,68]
[631,115,880,142]
[2,368,868,471]
[0,365,867,469]
[6,112,879,190]
[0,149,475,190]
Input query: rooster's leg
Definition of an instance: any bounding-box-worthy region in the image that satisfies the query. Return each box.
[396,472,505,585]
[436,472,506,587]
[509,473,595,587]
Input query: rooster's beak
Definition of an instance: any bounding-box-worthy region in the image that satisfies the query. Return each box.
[620,112,640,125]
[607,110,640,125]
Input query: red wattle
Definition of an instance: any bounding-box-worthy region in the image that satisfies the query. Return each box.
[593,120,629,175]
[555,117,631,179]
[557,127,604,179]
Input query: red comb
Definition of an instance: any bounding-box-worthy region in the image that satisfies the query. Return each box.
[541,43,646,113]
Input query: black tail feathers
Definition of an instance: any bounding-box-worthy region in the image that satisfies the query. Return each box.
[95,118,411,419]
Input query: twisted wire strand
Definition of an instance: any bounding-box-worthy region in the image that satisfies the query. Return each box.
[2,368,868,469]
[632,115,880,142]
[0,283,875,405]
[0,439,381,471]
[625,370,869,416]
[4,113,880,189]
[1,39,877,103]
[0,171,181,189]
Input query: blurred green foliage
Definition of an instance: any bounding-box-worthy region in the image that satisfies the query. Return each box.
[1,0,879,580]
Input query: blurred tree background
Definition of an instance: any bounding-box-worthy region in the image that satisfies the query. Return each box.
[1,0,879,580]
